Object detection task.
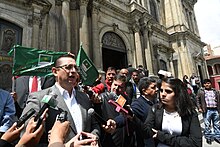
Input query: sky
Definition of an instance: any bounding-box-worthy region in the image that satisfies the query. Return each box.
[194,0,220,48]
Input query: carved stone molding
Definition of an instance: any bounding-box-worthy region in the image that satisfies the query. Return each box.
[28,15,42,27]
[132,23,140,33]
[33,0,52,15]
[70,0,79,10]
[55,0,62,6]
[1,29,16,53]
[79,0,89,6]
[112,23,119,31]
[92,2,100,14]
[102,32,126,51]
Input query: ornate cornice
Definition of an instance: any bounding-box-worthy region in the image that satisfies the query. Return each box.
[25,0,52,14]
[182,0,197,10]
[154,44,175,53]
[99,1,130,18]
[128,1,148,13]
[91,1,100,14]
[169,31,206,47]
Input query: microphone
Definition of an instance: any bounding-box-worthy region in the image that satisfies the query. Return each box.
[17,108,36,127]
[108,92,118,100]
[88,108,107,125]
[34,94,58,122]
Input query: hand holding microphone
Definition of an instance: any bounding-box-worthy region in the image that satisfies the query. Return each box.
[88,108,107,125]
[17,108,48,147]
[34,94,58,121]
[103,119,117,134]
[88,108,116,134]
[34,94,58,131]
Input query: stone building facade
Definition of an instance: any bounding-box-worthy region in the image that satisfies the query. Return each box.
[205,45,220,90]
[0,0,208,90]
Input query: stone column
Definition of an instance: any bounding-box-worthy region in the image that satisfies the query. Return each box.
[91,3,101,69]
[61,0,71,52]
[54,0,62,51]
[133,24,143,66]
[128,28,136,67]
[168,55,175,76]
[79,0,90,55]
[70,0,80,54]
[141,0,146,8]
[30,4,42,48]
[142,26,154,75]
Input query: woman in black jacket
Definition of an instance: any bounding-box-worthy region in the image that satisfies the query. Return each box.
[143,78,202,147]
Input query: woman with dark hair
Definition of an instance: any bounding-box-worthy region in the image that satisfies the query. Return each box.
[143,78,202,147]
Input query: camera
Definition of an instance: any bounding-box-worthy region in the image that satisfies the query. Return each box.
[56,111,68,122]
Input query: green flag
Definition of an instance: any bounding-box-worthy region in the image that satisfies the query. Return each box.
[8,45,68,76]
[76,45,98,85]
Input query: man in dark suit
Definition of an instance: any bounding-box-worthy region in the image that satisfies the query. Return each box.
[21,54,100,146]
[15,75,55,110]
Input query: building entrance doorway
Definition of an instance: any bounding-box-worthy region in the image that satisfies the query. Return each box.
[101,32,127,71]
[102,48,127,71]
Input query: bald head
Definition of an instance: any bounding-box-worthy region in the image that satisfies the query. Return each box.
[119,68,129,77]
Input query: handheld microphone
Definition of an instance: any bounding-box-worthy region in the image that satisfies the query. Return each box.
[34,94,58,122]
[17,108,36,127]
[88,108,107,125]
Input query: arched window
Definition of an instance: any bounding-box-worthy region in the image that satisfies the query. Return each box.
[207,65,213,76]
[149,0,158,21]
[214,64,220,74]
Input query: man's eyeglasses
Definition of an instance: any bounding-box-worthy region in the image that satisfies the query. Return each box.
[56,64,78,72]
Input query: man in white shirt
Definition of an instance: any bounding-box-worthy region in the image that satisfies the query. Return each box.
[21,54,100,146]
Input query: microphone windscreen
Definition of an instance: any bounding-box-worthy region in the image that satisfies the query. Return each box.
[88,108,95,116]
[108,92,118,100]
[41,94,58,108]
[88,108,107,125]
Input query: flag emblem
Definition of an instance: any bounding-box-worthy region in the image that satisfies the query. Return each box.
[82,59,91,72]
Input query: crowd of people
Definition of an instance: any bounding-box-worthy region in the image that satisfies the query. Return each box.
[0,52,219,147]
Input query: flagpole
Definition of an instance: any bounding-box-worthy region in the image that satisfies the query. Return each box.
[11,46,16,92]
[11,72,15,93]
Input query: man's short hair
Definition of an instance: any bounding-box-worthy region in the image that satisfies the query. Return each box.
[106,67,116,72]
[113,74,127,83]
[203,79,212,84]
[54,54,75,67]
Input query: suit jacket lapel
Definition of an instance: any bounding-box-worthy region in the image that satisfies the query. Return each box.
[156,107,164,130]
[50,85,78,135]
[75,91,87,131]
[23,76,30,92]
[40,77,45,87]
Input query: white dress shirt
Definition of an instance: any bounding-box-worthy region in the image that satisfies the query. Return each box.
[157,109,182,147]
[55,83,82,133]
